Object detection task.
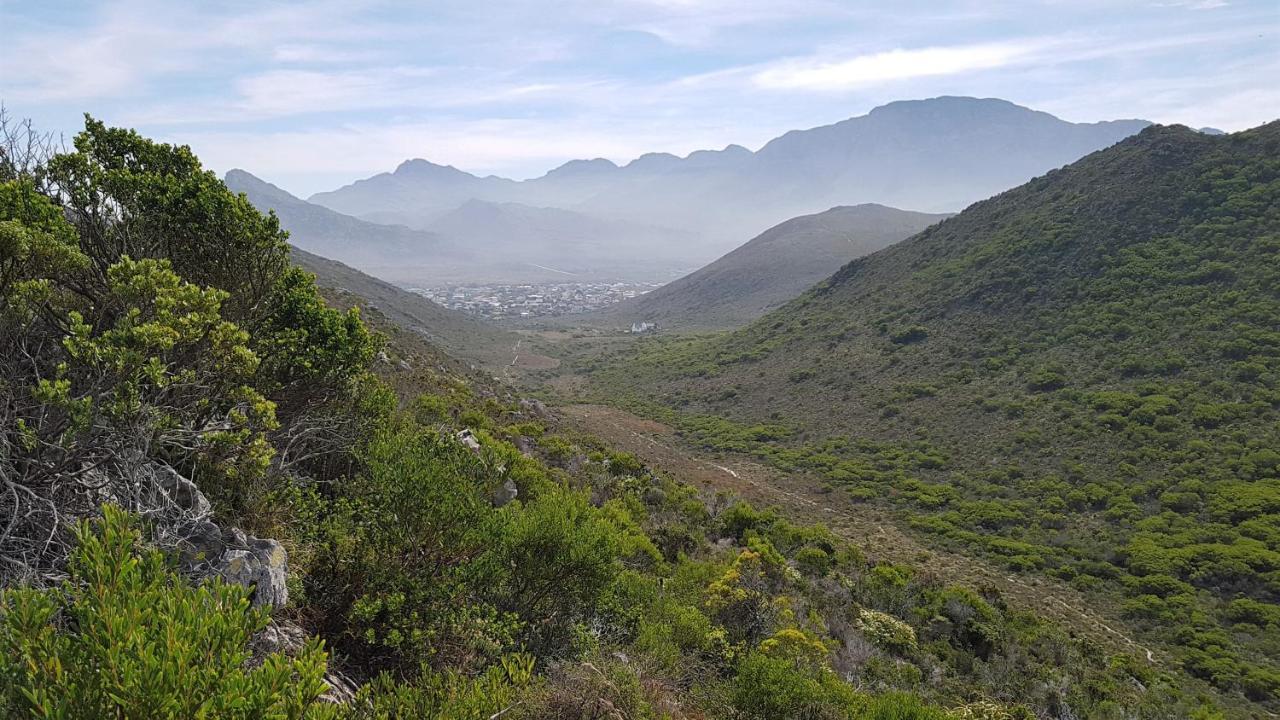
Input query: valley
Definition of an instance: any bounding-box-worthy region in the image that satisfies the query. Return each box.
[516,121,1280,715]
[559,403,1161,666]
[4,8,1276,712]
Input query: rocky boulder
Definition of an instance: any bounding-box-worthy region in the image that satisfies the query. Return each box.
[215,536,289,609]
[492,478,519,507]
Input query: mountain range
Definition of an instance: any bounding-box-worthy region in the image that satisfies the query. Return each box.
[227,169,695,284]
[304,97,1151,276]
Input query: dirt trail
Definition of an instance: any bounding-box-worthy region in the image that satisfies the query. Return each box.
[562,403,1159,664]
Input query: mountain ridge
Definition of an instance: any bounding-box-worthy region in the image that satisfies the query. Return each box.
[300,97,1154,267]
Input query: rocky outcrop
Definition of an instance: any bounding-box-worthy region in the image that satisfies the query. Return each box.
[115,456,291,609]
[214,534,289,609]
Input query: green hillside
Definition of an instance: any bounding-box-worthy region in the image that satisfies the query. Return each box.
[569,123,1280,710]
[289,245,531,371]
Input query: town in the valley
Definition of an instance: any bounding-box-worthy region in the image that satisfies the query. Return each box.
[409,281,660,320]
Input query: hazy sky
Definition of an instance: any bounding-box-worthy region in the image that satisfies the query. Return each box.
[3,0,1277,196]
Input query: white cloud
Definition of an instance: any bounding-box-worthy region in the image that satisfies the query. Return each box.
[752,41,1043,91]
[574,0,848,46]
[1151,0,1229,9]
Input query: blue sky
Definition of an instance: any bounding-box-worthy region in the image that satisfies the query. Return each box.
[3,0,1277,196]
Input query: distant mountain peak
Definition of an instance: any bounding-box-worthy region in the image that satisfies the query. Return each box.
[625,152,681,171]
[544,157,619,178]
[394,158,475,179]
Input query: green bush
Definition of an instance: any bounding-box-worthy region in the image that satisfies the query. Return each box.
[0,506,334,719]
[730,650,859,719]
[342,654,534,720]
[497,487,625,654]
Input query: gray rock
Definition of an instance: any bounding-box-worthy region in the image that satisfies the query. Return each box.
[253,620,309,657]
[216,537,289,609]
[221,526,248,550]
[514,436,536,456]
[154,462,212,518]
[492,479,519,507]
[519,398,549,417]
[457,428,481,452]
[179,519,225,568]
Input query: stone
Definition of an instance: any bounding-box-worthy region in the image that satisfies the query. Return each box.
[221,526,248,550]
[252,620,309,657]
[492,478,519,507]
[519,398,549,417]
[179,519,225,568]
[215,536,289,609]
[514,436,536,456]
[153,462,211,518]
[457,428,481,452]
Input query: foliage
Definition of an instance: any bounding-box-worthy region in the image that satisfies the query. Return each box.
[341,654,534,720]
[0,506,334,719]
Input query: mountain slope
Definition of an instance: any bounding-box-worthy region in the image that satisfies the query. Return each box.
[424,199,695,281]
[574,122,1280,710]
[599,204,949,329]
[231,170,683,284]
[308,97,1150,260]
[289,246,538,371]
[225,169,451,271]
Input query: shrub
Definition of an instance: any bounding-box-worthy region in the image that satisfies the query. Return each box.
[342,654,534,720]
[0,506,334,719]
[730,650,859,720]
[890,326,929,345]
[855,608,918,653]
[497,487,624,654]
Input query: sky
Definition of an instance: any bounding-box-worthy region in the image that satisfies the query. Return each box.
[2,0,1277,197]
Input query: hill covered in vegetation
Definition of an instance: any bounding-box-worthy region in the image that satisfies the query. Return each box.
[0,118,1241,719]
[566,122,1280,713]
[288,245,535,372]
[596,204,948,330]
